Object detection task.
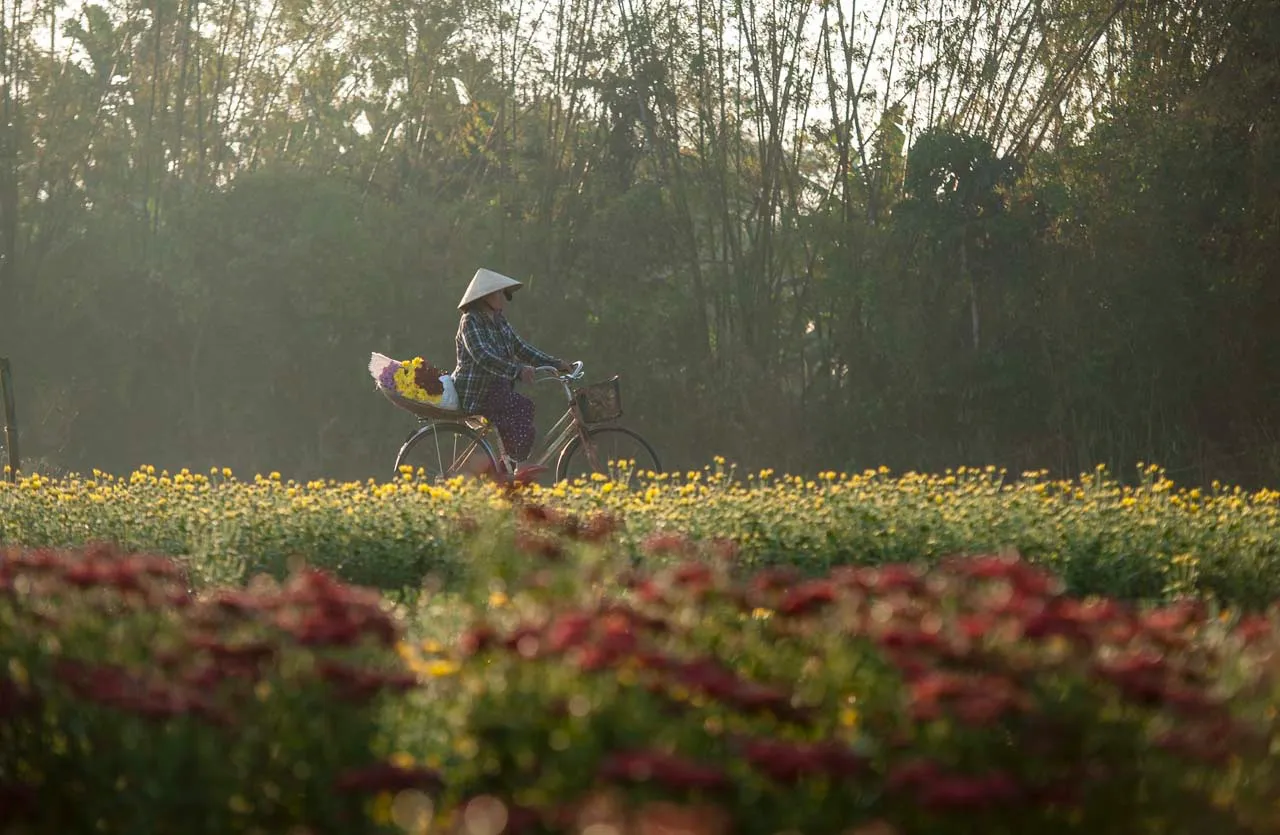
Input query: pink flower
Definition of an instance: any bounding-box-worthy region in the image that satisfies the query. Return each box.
[581,513,621,543]
[1153,720,1240,765]
[671,562,715,591]
[777,581,839,616]
[596,603,670,634]
[1141,601,1204,633]
[643,533,695,558]
[547,613,594,653]
[574,644,618,672]
[885,758,941,790]
[889,758,1021,808]
[517,502,558,525]
[599,750,728,792]
[752,567,803,593]
[189,635,276,667]
[596,627,639,658]
[739,737,867,783]
[1094,650,1169,705]
[877,627,945,652]
[918,772,1020,810]
[956,613,995,641]
[211,589,265,614]
[864,565,925,593]
[947,554,1058,598]
[1234,614,1274,644]
[316,661,418,702]
[62,561,108,588]
[666,658,807,722]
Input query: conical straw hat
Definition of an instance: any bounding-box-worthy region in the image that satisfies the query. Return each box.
[458,268,523,309]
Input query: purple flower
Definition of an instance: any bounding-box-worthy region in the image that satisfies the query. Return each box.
[378,363,398,389]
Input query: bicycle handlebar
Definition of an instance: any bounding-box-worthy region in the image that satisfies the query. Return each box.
[533,360,584,383]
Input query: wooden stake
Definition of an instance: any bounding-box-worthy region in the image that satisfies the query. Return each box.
[1,357,18,482]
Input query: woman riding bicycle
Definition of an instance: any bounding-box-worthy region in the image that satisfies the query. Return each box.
[453,268,572,482]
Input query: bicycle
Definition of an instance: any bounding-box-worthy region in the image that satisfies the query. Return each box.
[383,361,661,484]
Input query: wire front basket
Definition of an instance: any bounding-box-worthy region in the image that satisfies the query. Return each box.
[575,376,623,423]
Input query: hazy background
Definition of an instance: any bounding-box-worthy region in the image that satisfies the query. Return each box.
[0,0,1276,485]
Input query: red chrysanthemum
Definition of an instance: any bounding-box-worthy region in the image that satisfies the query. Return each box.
[413,361,445,396]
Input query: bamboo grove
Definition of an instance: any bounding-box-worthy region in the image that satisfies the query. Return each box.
[0,0,1275,483]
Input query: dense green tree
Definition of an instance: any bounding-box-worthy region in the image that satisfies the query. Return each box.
[0,0,1275,485]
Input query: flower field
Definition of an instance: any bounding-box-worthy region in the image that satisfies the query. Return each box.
[3,463,1280,606]
[4,462,1280,833]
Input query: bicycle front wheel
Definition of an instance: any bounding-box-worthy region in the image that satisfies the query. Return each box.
[395,423,499,484]
[556,426,661,484]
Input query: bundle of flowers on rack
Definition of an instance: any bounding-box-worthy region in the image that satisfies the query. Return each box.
[369,353,459,412]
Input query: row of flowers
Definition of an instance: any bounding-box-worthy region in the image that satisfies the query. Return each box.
[386,501,1280,834]
[0,543,428,834]
[3,462,1279,606]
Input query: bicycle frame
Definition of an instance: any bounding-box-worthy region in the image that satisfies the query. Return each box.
[503,362,603,473]
[524,375,603,473]
[396,361,602,477]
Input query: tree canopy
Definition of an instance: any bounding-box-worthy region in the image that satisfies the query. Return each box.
[0,0,1276,485]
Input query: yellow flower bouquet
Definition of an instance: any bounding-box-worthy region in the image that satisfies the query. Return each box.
[369,353,459,411]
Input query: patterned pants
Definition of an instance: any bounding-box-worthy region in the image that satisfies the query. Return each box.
[480,384,536,461]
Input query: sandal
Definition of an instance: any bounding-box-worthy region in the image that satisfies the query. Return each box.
[512,463,549,485]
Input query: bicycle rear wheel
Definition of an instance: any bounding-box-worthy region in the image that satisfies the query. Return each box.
[556,426,661,484]
[394,423,499,483]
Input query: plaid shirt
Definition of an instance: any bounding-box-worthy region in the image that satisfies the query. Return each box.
[452,309,561,414]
